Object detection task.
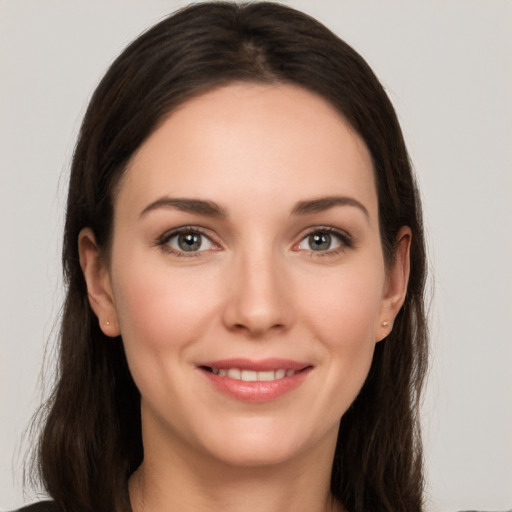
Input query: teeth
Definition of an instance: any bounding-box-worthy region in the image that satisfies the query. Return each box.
[258,371,275,381]
[209,368,297,381]
[241,370,257,382]
[275,369,286,379]
[227,368,241,379]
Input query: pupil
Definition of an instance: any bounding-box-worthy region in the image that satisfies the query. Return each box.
[309,233,331,251]
[178,233,201,251]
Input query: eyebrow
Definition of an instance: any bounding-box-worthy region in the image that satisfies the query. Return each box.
[140,197,228,219]
[292,196,369,218]
[139,195,368,220]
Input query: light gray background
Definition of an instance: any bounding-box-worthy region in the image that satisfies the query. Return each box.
[1,1,511,510]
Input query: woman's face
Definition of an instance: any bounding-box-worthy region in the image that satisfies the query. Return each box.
[81,83,409,469]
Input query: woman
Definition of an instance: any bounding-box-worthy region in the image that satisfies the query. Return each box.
[20,2,428,511]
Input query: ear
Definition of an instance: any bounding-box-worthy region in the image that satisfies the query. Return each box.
[376,226,411,342]
[78,228,121,337]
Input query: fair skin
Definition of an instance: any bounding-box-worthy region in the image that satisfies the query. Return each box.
[79,83,410,512]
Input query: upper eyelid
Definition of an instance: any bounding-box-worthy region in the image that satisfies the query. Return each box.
[159,225,213,239]
[157,225,219,247]
[156,225,352,249]
[297,226,352,241]
[294,226,354,251]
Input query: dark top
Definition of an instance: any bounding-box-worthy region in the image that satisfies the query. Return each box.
[11,501,512,512]
[11,503,57,512]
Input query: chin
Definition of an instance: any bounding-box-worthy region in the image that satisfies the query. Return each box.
[210,442,302,469]
[197,417,338,469]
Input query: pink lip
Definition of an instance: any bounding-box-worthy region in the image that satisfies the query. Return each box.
[197,358,313,403]
[198,358,310,371]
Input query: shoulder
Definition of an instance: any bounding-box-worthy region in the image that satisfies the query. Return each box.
[8,501,57,512]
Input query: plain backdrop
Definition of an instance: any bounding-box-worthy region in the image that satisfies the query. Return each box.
[1,1,511,510]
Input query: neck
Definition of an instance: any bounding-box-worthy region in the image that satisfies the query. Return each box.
[129,426,343,512]
[130,465,341,512]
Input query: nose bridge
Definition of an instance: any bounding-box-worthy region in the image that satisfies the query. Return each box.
[224,241,291,336]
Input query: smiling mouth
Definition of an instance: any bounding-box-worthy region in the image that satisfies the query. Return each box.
[198,360,313,402]
[200,366,310,382]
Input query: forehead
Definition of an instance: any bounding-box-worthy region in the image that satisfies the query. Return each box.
[118,83,377,220]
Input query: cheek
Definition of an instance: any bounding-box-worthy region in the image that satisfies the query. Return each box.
[302,265,384,345]
[110,256,224,417]
[111,254,221,354]
[277,264,385,432]
[305,273,383,414]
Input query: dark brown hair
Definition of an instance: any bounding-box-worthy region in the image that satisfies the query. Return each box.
[35,3,428,511]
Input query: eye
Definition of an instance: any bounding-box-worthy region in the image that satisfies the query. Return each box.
[162,229,216,254]
[296,229,349,253]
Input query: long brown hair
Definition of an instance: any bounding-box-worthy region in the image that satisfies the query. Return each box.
[35,3,428,511]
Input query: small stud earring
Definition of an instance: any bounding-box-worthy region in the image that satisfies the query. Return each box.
[105,320,111,326]
[382,321,390,327]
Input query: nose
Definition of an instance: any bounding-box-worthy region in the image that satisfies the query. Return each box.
[222,248,293,338]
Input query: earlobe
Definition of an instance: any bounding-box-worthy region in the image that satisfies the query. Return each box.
[376,226,412,342]
[78,228,121,337]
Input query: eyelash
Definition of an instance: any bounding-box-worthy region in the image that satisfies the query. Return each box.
[155,226,354,258]
[156,226,219,257]
[295,227,353,257]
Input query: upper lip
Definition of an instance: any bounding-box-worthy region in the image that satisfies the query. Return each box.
[197,358,312,372]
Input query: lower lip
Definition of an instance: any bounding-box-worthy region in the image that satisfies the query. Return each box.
[199,368,312,403]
